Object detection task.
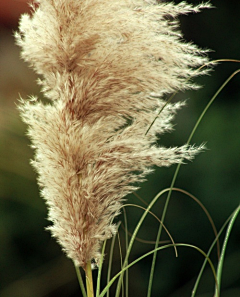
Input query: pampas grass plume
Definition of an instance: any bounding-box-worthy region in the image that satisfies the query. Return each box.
[16,0,211,269]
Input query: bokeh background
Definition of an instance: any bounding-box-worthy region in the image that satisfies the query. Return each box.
[0,1,239,296]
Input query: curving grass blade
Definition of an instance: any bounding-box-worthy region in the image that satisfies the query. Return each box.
[214,205,240,297]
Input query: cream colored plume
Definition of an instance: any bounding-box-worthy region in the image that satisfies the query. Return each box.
[16,0,211,268]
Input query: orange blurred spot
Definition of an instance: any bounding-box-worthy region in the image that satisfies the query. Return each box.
[0,0,34,28]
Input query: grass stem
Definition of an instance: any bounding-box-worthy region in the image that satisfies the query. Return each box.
[85,261,94,297]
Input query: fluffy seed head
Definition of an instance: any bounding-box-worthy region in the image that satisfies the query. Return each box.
[16,0,211,267]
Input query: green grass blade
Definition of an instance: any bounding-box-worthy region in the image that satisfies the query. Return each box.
[214,205,240,297]
[100,243,216,297]
[191,207,240,297]
[147,227,159,297]
[147,186,220,297]
[163,68,240,237]
[106,223,121,297]
[96,240,107,296]
[75,264,87,297]
[115,188,174,297]
[187,69,240,144]
[122,208,129,297]
[145,92,176,136]
[117,231,124,297]
[151,68,240,297]
[173,188,220,258]
[106,235,116,297]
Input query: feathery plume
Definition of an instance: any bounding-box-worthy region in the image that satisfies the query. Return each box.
[16,0,211,268]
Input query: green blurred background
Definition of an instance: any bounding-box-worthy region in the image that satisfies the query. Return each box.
[0,1,239,296]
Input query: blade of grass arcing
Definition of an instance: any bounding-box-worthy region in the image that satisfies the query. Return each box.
[133,191,149,207]
[145,92,177,136]
[214,205,240,297]
[121,224,170,245]
[192,206,240,297]
[75,265,87,297]
[106,232,117,290]
[99,243,216,297]
[98,220,121,297]
[173,187,220,258]
[96,240,107,296]
[105,223,121,297]
[123,204,177,256]
[147,67,240,297]
[146,187,220,297]
[114,188,174,297]
[122,208,129,297]
[145,59,240,138]
[117,232,124,297]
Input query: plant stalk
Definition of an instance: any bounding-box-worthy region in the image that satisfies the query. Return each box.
[85,261,94,297]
